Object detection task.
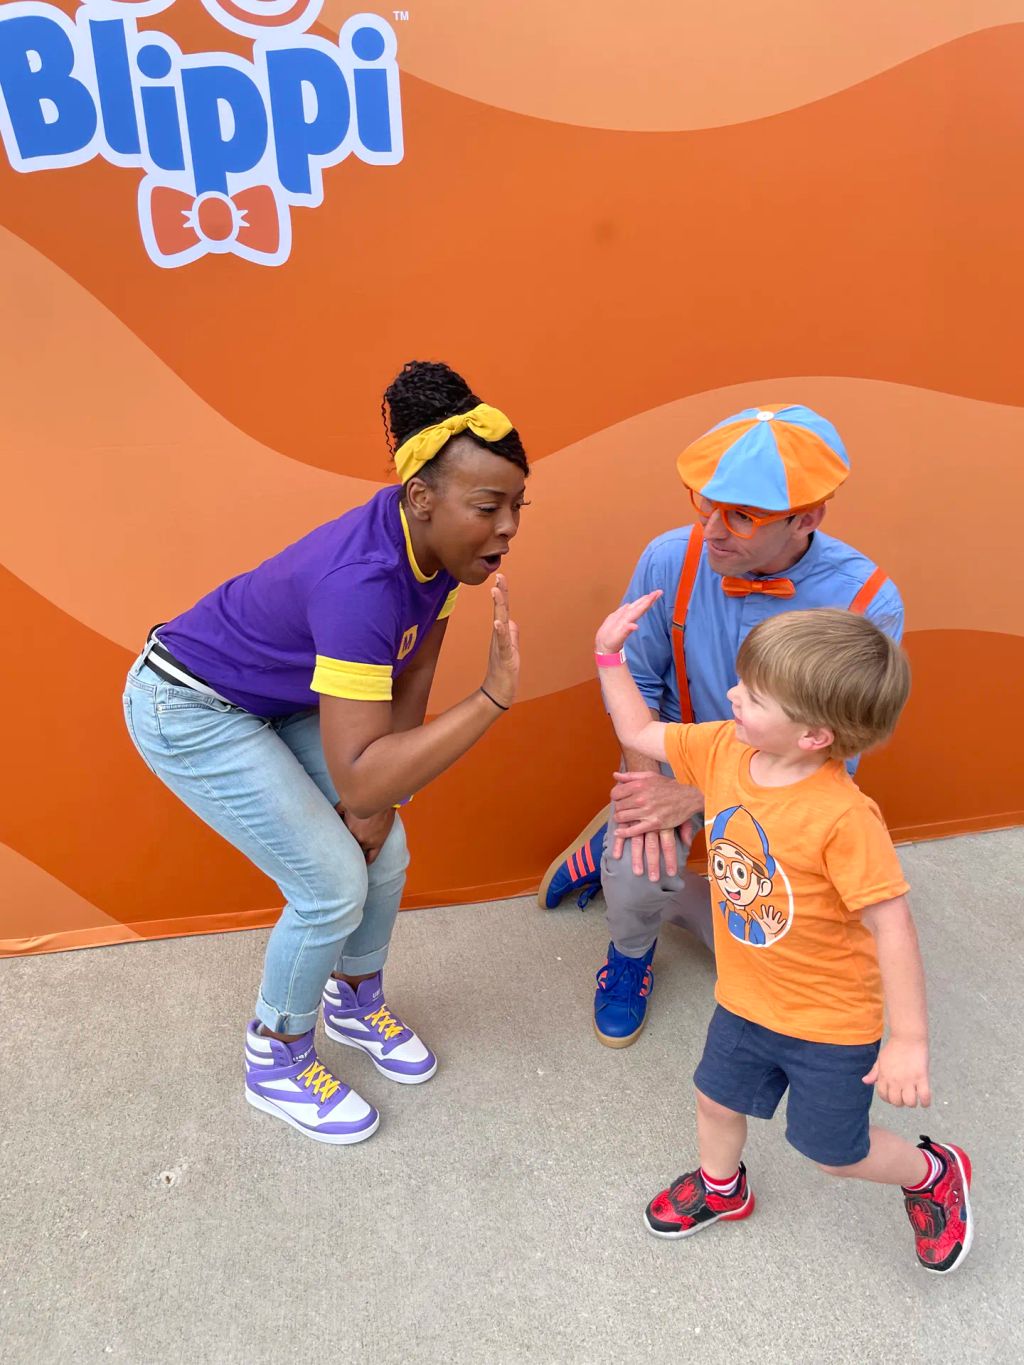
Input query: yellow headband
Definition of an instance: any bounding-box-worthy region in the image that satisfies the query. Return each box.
[394,402,514,484]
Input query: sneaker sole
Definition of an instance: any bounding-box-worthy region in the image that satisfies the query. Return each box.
[245,1088,380,1144]
[593,1015,646,1049]
[324,1022,438,1084]
[537,805,611,909]
[644,1190,756,1239]
[919,1144,974,1275]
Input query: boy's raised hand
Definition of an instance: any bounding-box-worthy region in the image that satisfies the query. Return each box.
[595,591,663,656]
[863,1037,932,1109]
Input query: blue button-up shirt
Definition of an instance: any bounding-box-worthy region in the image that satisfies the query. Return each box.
[624,528,904,749]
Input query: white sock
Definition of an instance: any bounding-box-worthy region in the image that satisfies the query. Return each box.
[701,1167,740,1195]
[904,1148,942,1191]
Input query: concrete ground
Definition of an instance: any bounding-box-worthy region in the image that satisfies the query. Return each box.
[2,828,1021,1365]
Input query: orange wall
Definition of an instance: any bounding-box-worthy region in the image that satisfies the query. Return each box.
[1,2,1022,955]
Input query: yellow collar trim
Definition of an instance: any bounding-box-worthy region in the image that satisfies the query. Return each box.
[394,402,513,484]
[399,503,437,583]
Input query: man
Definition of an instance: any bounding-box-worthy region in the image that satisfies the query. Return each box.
[538,405,903,1046]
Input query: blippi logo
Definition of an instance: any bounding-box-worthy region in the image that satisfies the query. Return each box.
[0,0,403,266]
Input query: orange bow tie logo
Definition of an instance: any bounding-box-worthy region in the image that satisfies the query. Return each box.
[721,577,796,599]
[143,184,287,267]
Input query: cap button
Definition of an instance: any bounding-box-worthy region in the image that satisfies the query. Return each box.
[756,410,775,421]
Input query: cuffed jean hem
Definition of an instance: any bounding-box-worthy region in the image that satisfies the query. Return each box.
[334,944,390,976]
[254,993,321,1037]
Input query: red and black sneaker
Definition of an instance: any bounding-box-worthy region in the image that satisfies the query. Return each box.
[644,1163,755,1239]
[902,1136,974,1274]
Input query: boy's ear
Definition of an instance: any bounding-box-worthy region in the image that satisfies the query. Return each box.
[799,725,834,753]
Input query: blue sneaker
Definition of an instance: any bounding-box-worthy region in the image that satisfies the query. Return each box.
[593,941,655,1047]
[537,808,609,909]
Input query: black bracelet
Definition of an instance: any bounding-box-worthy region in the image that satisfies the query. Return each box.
[479,686,509,712]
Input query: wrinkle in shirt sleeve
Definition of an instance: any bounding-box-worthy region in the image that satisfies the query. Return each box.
[822,803,909,914]
[864,579,905,645]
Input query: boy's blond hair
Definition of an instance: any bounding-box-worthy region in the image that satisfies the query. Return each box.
[735,609,910,760]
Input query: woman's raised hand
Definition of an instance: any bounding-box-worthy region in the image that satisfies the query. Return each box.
[481,574,519,709]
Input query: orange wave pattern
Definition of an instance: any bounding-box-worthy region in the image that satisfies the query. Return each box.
[356,1,1024,131]
[1,228,1020,700]
[6,23,1024,472]
[1,5,1022,955]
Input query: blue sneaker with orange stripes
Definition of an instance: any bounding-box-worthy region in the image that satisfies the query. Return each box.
[594,941,655,1047]
[537,808,609,910]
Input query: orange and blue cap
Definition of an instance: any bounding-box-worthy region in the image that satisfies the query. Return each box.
[677,405,849,512]
[709,806,776,877]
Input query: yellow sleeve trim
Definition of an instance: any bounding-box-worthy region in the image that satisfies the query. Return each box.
[311,656,393,701]
[438,587,460,620]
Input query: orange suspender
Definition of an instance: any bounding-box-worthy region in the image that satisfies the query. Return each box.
[670,532,888,722]
[848,566,888,615]
[670,525,704,724]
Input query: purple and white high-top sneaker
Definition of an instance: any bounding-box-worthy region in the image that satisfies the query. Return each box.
[322,973,437,1084]
[244,1023,379,1144]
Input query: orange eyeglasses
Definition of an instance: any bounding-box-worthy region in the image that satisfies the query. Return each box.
[688,490,823,539]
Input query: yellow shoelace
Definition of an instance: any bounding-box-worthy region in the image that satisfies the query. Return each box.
[296,1059,341,1104]
[364,1004,405,1042]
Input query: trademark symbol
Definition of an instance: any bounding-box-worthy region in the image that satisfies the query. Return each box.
[393,9,409,18]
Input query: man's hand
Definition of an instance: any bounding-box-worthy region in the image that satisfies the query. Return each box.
[609,771,703,881]
[339,806,396,866]
[611,770,702,844]
[611,771,703,838]
[862,1036,931,1108]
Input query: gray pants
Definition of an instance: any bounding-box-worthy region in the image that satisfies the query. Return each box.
[602,826,715,959]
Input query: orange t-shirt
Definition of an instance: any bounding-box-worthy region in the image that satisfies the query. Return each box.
[665,721,909,1045]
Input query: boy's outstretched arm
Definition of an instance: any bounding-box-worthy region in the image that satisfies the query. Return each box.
[861,894,931,1108]
[595,592,670,764]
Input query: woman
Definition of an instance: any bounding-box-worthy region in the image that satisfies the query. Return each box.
[122,361,528,1145]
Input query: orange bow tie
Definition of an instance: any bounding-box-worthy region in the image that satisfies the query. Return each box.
[721,576,796,599]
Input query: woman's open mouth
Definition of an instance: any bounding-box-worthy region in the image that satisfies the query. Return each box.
[479,553,503,573]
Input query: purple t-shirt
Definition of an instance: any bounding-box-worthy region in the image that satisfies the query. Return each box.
[160,487,459,717]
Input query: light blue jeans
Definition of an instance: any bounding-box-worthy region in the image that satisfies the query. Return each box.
[122,652,408,1034]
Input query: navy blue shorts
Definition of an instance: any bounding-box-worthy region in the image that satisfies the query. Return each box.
[693,1006,881,1167]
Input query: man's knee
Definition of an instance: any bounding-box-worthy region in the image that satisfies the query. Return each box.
[664,875,714,950]
[601,839,673,914]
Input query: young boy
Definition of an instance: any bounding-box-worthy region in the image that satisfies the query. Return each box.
[594,598,973,1274]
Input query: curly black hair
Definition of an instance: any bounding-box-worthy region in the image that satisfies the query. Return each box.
[382,360,528,485]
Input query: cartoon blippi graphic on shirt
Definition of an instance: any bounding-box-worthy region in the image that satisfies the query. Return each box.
[708,806,790,947]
